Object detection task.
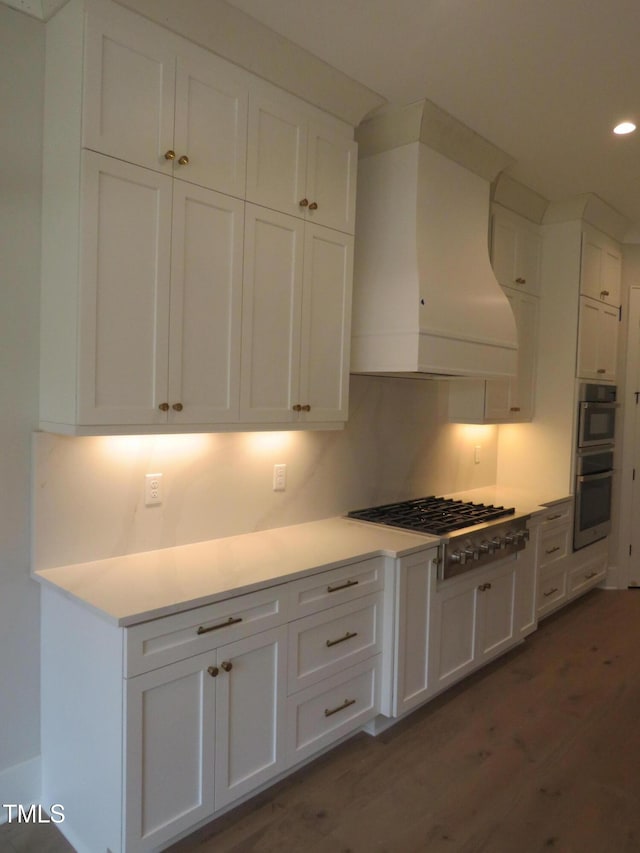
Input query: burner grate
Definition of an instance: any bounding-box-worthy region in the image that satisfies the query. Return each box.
[348,496,515,535]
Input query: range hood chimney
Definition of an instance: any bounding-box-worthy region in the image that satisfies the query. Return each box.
[351,99,518,379]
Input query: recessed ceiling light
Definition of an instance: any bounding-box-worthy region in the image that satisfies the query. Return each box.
[613,121,636,135]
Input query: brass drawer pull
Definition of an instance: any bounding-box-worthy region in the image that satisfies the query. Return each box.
[327,579,358,594]
[326,631,358,648]
[585,570,598,580]
[545,546,561,555]
[597,368,606,374]
[478,582,492,592]
[324,698,356,718]
[543,587,559,597]
[600,290,610,298]
[197,616,243,635]
[515,277,526,284]
[546,513,562,521]
[509,406,521,412]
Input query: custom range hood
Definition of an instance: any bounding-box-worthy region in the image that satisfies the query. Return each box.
[351,99,518,379]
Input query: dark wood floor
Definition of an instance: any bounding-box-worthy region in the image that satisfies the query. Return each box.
[3,589,640,853]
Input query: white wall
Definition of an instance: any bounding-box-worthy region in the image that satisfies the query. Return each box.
[32,377,499,570]
[0,4,44,811]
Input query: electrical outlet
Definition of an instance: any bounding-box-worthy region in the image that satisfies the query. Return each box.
[145,473,163,506]
[474,445,481,465]
[273,463,287,491]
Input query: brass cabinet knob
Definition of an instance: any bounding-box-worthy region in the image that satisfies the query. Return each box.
[301,404,311,412]
[515,277,526,284]
[597,368,606,374]
[308,201,318,210]
[178,155,189,166]
[299,198,309,208]
[207,666,219,678]
[172,403,183,411]
[164,150,176,160]
[158,402,170,411]
[221,661,232,672]
[292,404,302,412]
[509,406,521,412]
[600,290,610,298]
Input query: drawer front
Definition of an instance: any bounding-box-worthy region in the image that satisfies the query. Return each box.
[288,556,384,619]
[538,525,570,569]
[286,656,381,767]
[288,593,382,694]
[126,585,287,676]
[537,567,567,618]
[539,501,572,528]
[568,556,606,598]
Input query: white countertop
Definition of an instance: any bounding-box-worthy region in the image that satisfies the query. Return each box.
[33,517,439,627]
[444,485,570,517]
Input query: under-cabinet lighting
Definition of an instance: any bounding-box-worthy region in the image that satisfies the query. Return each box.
[244,431,295,454]
[98,433,212,460]
[613,121,636,135]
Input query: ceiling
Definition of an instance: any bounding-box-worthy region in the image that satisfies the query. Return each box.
[224,0,640,227]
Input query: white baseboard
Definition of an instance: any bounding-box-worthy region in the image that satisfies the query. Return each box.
[0,756,41,824]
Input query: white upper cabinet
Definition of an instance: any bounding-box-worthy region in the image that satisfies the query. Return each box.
[82,0,248,197]
[576,296,618,382]
[76,152,244,427]
[491,205,542,296]
[579,224,621,306]
[41,0,357,433]
[240,205,353,424]
[246,94,357,233]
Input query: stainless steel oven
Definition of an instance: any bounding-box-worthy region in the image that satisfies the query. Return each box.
[577,383,617,448]
[573,442,614,550]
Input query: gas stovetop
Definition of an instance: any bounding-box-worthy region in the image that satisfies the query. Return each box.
[348,496,529,580]
[347,496,516,536]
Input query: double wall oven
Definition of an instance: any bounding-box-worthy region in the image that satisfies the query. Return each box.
[574,383,617,550]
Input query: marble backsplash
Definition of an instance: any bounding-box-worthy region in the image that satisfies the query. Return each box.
[31,375,498,569]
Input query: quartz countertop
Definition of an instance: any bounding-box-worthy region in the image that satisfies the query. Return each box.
[444,485,571,518]
[33,517,439,627]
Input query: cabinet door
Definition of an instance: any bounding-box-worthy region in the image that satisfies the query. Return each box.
[509,290,539,419]
[246,95,308,218]
[491,208,541,296]
[305,124,357,233]
[168,182,243,423]
[214,627,287,810]
[83,3,176,174]
[174,45,248,197]
[577,296,601,379]
[124,653,216,853]
[580,226,621,305]
[428,576,478,694]
[514,545,538,639]
[298,225,353,422]
[393,551,434,716]
[598,304,619,380]
[476,560,517,662]
[78,152,172,425]
[240,205,304,422]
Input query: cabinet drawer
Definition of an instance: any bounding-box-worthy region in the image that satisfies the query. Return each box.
[125,585,287,676]
[288,593,382,694]
[537,567,567,618]
[539,501,572,528]
[538,525,570,569]
[568,556,606,598]
[288,557,384,619]
[286,656,381,767]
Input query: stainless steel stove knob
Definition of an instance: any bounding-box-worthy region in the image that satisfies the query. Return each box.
[464,546,480,561]
[505,532,516,545]
[491,536,505,550]
[479,541,493,554]
[450,550,466,565]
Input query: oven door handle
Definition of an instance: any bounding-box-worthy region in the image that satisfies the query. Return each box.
[580,401,619,410]
[577,470,613,483]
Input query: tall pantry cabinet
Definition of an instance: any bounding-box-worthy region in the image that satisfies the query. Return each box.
[40,0,356,434]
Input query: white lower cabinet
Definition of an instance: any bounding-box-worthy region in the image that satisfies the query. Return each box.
[124,626,287,852]
[391,545,535,717]
[428,557,518,696]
